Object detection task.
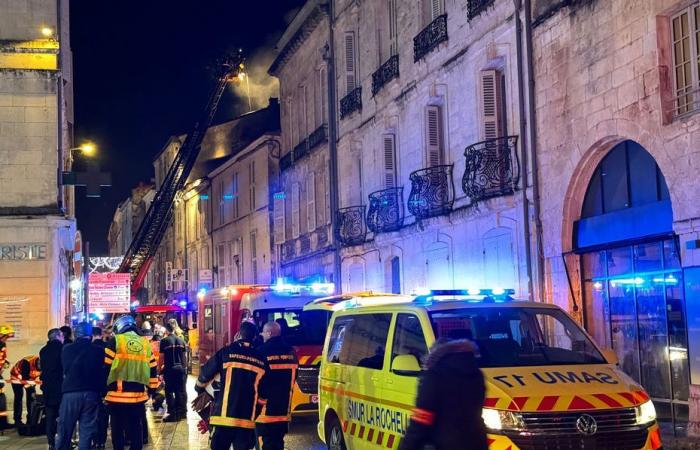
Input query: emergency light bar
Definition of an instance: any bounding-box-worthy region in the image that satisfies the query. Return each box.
[413,288,516,303]
[273,278,335,295]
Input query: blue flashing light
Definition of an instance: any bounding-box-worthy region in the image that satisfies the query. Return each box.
[223,194,236,200]
[414,288,516,304]
[273,278,335,295]
[273,192,286,200]
[200,194,209,200]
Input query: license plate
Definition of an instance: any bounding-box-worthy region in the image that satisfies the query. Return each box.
[311,395,319,404]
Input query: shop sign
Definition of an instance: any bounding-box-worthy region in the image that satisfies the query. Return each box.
[0,243,47,261]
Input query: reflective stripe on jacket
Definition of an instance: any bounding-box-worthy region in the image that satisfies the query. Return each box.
[10,356,41,385]
[197,340,266,429]
[255,337,298,429]
[105,331,158,404]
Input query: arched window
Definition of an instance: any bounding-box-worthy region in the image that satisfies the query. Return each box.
[582,140,670,218]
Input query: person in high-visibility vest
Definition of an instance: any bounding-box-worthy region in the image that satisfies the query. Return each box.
[0,324,14,431]
[104,315,158,450]
[10,355,41,427]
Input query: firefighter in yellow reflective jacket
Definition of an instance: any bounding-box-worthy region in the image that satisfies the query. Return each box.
[196,321,266,450]
[0,324,13,430]
[104,315,158,450]
[10,354,41,427]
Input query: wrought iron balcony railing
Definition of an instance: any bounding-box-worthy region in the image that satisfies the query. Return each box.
[408,165,455,219]
[340,87,362,119]
[414,14,448,62]
[366,187,404,233]
[467,0,495,20]
[372,54,399,96]
[336,205,367,246]
[307,124,328,150]
[462,136,520,204]
[280,152,293,172]
[294,138,309,161]
[282,240,296,260]
[299,234,311,254]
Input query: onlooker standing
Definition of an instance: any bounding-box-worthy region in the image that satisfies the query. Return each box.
[159,321,188,422]
[60,326,73,345]
[105,315,158,450]
[39,328,64,449]
[0,324,15,431]
[255,322,298,450]
[55,322,105,450]
[91,327,108,449]
[196,322,265,450]
[9,355,41,427]
[398,339,488,450]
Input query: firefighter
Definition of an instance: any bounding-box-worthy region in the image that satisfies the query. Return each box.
[398,339,488,450]
[10,354,41,427]
[196,321,266,450]
[0,324,14,430]
[255,321,298,450]
[104,315,158,450]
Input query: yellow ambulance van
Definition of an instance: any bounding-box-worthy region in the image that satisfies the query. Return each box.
[311,289,662,450]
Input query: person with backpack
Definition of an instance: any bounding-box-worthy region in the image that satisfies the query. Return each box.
[55,322,106,450]
[39,328,64,449]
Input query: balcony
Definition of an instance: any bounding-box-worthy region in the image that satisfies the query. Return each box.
[340,87,362,119]
[366,187,404,233]
[294,138,309,161]
[299,234,311,254]
[408,165,455,220]
[372,54,399,96]
[336,205,367,246]
[462,136,519,204]
[413,14,448,62]
[467,0,495,20]
[280,152,293,172]
[307,124,328,150]
[282,240,296,260]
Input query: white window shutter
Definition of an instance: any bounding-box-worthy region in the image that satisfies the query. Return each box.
[389,0,398,56]
[425,105,443,166]
[273,194,286,244]
[383,134,397,188]
[324,160,331,224]
[307,172,317,231]
[431,0,443,20]
[345,32,356,93]
[480,69,505,141]
[292,183,300,238]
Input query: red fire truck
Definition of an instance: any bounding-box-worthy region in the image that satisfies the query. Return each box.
[197,281,334,414]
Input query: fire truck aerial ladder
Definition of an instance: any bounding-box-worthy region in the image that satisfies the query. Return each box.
[119,54,244,293]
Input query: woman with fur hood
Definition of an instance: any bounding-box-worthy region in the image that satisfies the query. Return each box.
[398,338,488,450]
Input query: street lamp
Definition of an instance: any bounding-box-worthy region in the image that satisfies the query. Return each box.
[41,27,54,38]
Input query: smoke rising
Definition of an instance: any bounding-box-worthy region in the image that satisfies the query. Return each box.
[229,47,279,112]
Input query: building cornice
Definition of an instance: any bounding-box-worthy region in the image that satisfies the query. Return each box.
[268,0,329,77]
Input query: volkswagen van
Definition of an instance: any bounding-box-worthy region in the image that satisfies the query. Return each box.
[314,289,662,450]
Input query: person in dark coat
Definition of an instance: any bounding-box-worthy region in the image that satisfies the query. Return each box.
[39,328,64,449]
[398,339,488,450]
[55,322,106,450]
[60,326,73,345]
[91,327,109,449]
[255,322,298,450]
[159,321,188,422]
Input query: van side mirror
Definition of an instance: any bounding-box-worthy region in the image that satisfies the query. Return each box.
[602,348,619,365]
[391,354,422,376]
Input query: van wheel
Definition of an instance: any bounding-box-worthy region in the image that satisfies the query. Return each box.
[326,416,347,450]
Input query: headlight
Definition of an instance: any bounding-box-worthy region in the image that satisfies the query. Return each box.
[481,409,524,430]
[635,400,656,425]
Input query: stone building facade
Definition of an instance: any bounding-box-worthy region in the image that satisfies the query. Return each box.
[533,0,700,428]
[332,0,533,296]
[148,101,280,305]
[269,0,338,286]
[0,0,76,359]
[107,182,155,257]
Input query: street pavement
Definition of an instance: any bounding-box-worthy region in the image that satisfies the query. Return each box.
[0,376,324,450]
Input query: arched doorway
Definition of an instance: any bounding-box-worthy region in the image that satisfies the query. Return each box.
[574,140,689,425]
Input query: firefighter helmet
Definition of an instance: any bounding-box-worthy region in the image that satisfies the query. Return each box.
[113,315,136,335]
[0,324,14,337]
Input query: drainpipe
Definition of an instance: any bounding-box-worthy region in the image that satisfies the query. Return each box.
[323,2,342,292]
[513,0,534,300]
[524,0,546,302]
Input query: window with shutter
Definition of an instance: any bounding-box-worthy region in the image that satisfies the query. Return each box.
[292,183,301,238]
[231,239,242,284]
[249,160,256,211]
[232,172,240,219]
[217,180,225,225]
[480,69,506,141]
[273,193,286,244]
[345,32,357,94]
[250,231,258,284]
[319,66,328,124]
[324,159,331,224]
[307,172,317,231]
[425,105,443,166]
[430,0,443,21]
[299,85,308,139]
[389,0,398,56]
[383,134,397,188]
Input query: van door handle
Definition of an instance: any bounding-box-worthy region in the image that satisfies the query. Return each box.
[370,375,380,382]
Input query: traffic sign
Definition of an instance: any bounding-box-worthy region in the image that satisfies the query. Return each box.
[89,272,131,313]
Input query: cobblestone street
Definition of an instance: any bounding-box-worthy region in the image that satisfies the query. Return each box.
[0,378,324,450]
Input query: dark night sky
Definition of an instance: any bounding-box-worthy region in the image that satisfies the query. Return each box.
[70,1,304,254]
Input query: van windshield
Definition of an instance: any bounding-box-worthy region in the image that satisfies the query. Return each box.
[429,307,606,367]
[252,308,331,346]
